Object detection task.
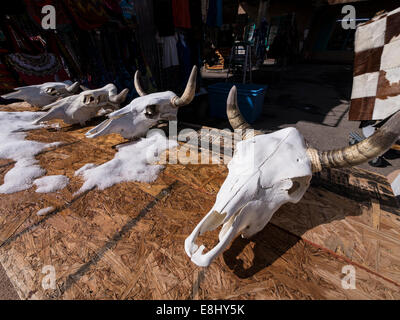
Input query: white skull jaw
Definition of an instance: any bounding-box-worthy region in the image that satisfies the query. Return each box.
[85,91,179,140]
[185,127,312,267]
[1,81,80,108]
[34,84,128,126]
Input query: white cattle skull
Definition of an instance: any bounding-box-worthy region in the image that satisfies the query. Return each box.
[33,84,129,125]
[85,66,197,139]
[185,86,400,267]
[1,81,81,108]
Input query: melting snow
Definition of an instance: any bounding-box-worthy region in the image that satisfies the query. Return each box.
[0,111,174,195]
[34,175,69,193]
[75,131,177,194]
[36,206,54,216]
[0,111,62,194]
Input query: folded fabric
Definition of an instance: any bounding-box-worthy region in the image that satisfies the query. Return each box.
[159,34,179,68]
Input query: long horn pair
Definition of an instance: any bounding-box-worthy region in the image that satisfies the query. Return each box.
[109,88,129,104]
[226,86,400,172]
[134,66,198,108]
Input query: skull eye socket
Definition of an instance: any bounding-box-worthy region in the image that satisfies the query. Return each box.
[45,88,58,96]
[84,95,96,104]
[145,105,159,118]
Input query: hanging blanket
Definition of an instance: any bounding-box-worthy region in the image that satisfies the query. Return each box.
[24,0,72,30]
[0,62,19,94]
[7,53,69,85]
[62,0,109,30]
[349,7,400,121]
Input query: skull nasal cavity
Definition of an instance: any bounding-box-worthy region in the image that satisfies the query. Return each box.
[288,181,301,195]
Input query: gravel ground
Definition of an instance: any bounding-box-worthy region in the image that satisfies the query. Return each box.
[200,63,400,177]
[252,63,400,177]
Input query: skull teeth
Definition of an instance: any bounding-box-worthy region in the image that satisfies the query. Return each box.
[184,209,242,267]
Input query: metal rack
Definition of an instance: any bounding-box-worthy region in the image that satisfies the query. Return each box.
[226,41,253,84]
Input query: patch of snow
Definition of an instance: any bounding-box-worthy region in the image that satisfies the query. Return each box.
[75,131,177,194]
[391,173,400,196]
[46,141,63,148]
[37,206,54,216]
[34,175,69,193]
[0,111,61,194]
[50,123,60,129]
[74,163,98,176]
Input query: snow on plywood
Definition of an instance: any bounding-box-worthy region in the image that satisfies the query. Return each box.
[0,111,62,194]
[36,206,54,216]
[74,130,177,194]
[34,175,70,193]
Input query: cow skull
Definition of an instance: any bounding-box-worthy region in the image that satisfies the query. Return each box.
[85,66,197,139]
[185,86,400,267]
[1,81,81,108]
[33,84,129,125]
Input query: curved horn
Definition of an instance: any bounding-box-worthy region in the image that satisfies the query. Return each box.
[227,86,262,138]
[134,71,147,97]
[109,88,129,104]
[66,81,80,93]
[171,66,197,108]
[307,111,400,172]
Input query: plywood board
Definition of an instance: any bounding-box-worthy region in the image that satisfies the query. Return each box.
[0,103,399,299]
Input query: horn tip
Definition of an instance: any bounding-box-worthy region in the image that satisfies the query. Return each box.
[228,85,237,98]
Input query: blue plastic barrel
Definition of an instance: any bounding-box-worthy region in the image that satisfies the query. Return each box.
[208,83,267,124]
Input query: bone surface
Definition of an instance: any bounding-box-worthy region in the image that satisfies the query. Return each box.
[185,86,400,267]
[34,84,128,126]
[1,81,81,108]
[87,66,198,140]
[86,91,178,139]
[185,127,313,267]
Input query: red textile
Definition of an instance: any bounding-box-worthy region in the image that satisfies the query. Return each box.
[0,63,19,94]
[24,0,72,29]
[172,0,191,29]
[62,0,109,30]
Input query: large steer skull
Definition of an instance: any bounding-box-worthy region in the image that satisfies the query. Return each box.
[34,84,128,125]
[85,66,197,139]
[1,81,81,108]
[185,86,400,267]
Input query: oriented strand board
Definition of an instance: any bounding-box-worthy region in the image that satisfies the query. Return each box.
[0,103,399,299]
